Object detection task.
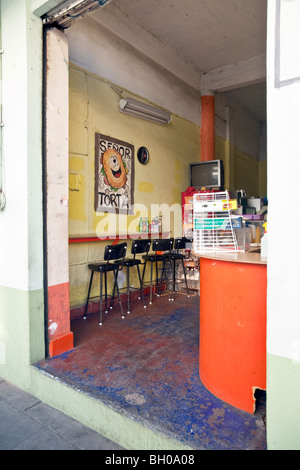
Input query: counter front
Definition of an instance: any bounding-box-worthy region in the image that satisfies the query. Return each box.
[198,250,267,414]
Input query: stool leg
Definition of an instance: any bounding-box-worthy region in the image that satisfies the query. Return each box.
[142,260,147,283]
[149,260,153,304]
[110,274,116,310]
[137,264,146,308]
[155,259,160,296]
[170,259,175,301]
[104,271,108,313]
[158,259,167,297]
[164,258,172,301]
[83,270,94,319]
[114,269,124,319]
[181,258,190,297]
[99,271,103,326]
[127,265,130,314]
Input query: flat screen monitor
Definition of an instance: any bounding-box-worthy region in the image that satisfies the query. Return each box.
[189,160,224,190]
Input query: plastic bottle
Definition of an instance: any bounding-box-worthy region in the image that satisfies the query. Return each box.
[139,217,143,232]
[261,222,267,258]
[159,216,162,233]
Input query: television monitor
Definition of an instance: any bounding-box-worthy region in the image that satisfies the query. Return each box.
[189,160,224,190]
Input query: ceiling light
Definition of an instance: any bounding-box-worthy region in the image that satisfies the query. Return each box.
[119,98,172,125]
[42,0,113,29]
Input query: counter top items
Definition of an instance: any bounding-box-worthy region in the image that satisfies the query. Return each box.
[235,227,252,251]
[260,222,268,258]
[138,216,162,234]
[242,214,264,221]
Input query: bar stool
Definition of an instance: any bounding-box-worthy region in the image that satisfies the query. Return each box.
[168,237,190,300]
[143,238,174,304]
[111,239,151,314]
[83,242,127,326]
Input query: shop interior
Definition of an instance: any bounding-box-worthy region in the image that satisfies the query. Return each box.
[36,0,268,450]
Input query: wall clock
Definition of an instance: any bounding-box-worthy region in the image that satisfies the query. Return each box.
[137,147,149,164]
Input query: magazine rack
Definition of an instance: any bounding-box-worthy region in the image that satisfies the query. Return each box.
[193,191,239,253]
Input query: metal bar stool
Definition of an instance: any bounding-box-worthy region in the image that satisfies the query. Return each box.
[142,238,174,304]
[168,237,190,300]
[111,239,151,314]
[83,242,127,326]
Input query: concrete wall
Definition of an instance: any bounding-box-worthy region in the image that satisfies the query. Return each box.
[0,0,45,387]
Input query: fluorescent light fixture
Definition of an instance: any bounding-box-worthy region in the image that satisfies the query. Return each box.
[119,98,172,125]
[43,0,113,29]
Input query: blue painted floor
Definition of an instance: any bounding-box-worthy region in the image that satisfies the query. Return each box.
[35,293,266,450]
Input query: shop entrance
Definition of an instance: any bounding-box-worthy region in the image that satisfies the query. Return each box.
[41,3,267,450]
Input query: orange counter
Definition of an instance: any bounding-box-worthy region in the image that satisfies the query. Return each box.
[199,250,267,413]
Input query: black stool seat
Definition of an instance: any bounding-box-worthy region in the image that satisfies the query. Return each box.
[84,242,127,325]
[114,258,141,267]
[88,262,118,272]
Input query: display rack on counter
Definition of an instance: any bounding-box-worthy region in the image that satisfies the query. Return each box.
[193,191,239,253]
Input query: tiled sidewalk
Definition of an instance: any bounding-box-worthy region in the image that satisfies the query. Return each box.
[0,378,123,450]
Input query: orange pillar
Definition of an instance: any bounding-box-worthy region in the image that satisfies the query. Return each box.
[201,95,215,161]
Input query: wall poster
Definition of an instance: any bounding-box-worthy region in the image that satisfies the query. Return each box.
[94,133,134,214]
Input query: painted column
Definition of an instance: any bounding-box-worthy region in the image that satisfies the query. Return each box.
[200,94,215,161]
[45,28,73,357]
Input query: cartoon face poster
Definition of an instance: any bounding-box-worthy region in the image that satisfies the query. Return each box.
[94,133,134,214]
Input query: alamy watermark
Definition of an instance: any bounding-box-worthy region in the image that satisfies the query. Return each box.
[95,202,183,239]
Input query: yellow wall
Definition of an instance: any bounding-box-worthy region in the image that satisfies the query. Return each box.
[68,65,200,308]
[215,135,267,197]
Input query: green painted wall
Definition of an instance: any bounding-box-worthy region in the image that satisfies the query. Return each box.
[0,286,45,388]
[267,353,300,449]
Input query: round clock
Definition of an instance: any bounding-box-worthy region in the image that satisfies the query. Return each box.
[137,147,149,165]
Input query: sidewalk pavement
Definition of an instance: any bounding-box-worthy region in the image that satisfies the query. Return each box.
[0,378,124,450]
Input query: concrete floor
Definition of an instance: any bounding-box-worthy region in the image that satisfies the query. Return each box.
[35,292,266,450]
